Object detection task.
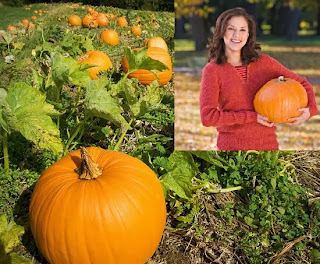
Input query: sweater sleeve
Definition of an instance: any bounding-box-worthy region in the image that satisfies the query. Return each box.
[263,55,318,118]
[200,62,258,127]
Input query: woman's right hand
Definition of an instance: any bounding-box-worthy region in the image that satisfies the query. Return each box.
[257,114,274,127]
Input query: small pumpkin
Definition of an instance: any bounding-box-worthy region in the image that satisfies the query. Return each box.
[253,76,308,123]
[77,51,112,80]
[100,30,119,46]
[68,15,82,26]
[131,25,142,36]
[82,15,98,28]
[96,15,109,27]
[117,16,128,27]
[21,19,30,28]
[31,15,37,21]
[7,25,17,32]
[29,147,167,264]
[144,36,168,52]
[121,47,172,86]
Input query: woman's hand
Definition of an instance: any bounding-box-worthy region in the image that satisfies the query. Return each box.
[287,107,310,125]
[257,114,274,127]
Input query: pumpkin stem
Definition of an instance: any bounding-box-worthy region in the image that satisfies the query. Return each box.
[278,76,285,82]
[78,147,103,180]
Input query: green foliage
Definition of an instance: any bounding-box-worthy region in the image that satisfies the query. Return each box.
[0,214,31,264]
[0,82,63,154]
[161,151,320,263]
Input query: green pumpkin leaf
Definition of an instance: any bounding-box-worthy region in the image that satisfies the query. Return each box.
[161,151,199,199]
[51,53,91,88]
[123,47,168,73]
[122,80,165,117]
[8,253,33,264]
[191,151,229,169]
[1,82,63,154]
[0,214,24,254]
[85,77,131,130]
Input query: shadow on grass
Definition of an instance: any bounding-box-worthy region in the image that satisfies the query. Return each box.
[13,184,48,264]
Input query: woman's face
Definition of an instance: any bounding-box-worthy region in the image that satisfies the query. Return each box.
[223,16,249,53]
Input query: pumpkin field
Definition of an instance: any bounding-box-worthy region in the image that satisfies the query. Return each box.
[0,2,174,263]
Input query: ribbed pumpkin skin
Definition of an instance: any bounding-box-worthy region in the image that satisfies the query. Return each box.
[100,30,119,46]
[122,47,172,86]
[76,51,112,80]
[254,77,308,123]
[144,37,168,52]
[68,15,81,26]
[29,147,167,264]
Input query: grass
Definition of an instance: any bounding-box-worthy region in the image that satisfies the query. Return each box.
[0,4,48,30]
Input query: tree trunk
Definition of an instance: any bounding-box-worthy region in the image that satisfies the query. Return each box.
[190,15,210,51]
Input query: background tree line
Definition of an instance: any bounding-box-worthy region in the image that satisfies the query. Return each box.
[3,0,174,11]
[175,0,320,50]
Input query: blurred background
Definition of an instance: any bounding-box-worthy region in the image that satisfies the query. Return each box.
[174,0,320,150]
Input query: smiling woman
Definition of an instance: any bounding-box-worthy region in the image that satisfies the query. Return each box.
[199,7,318,150]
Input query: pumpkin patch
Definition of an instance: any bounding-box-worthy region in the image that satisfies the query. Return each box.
[0,2,174,263]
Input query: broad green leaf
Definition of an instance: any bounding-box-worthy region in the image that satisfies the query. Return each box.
[51,52,69,88]
[0,214,24,254]
[31,69,44,90]
[2,82,63,154]
[8,253,32,264]
[122,80,165,117]
[123,47,169,73]
[160,151,199,199]
[51,53,91,88]
[12,42,25,50]
[85,77,131,130]
[191,151,228,169]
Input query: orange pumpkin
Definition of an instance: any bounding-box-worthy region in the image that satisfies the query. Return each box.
[29,147,167,264]
[121,47,172,86]
[131,25,142,36]
[144,36,168,52]
[31,15,37,21]
[117,16,127,27]
[100,30,119,46]
[21,19,30,28]
[76,51,112,80]
[253,76,308,123]
[96,16,109,27]
[7,25,17,32]
[108,13,117,20]
[68,15,82,26]
[82,15,98,28]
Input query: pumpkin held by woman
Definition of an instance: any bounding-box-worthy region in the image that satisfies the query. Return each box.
[29,147,167,264]
[253,76,308,123]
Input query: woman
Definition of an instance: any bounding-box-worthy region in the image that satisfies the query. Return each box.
[200,7,318,150]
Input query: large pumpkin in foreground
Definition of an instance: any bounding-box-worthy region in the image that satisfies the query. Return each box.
[121,47,172,86]
[77,51,112,79]
[253,76,308,123]
[29,147,167,264]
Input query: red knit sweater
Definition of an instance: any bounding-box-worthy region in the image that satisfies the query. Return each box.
[200,54,318,150]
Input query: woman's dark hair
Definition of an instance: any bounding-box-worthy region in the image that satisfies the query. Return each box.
[208,7,261,65]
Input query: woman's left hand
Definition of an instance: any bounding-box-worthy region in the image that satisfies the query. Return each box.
[287,107,310,125]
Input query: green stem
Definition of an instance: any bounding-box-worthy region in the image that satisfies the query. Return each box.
[191,178,242,193]
[2,131,9,176]
[113,119,133,151]
[56,85,61,129]
[64,116,90,155]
